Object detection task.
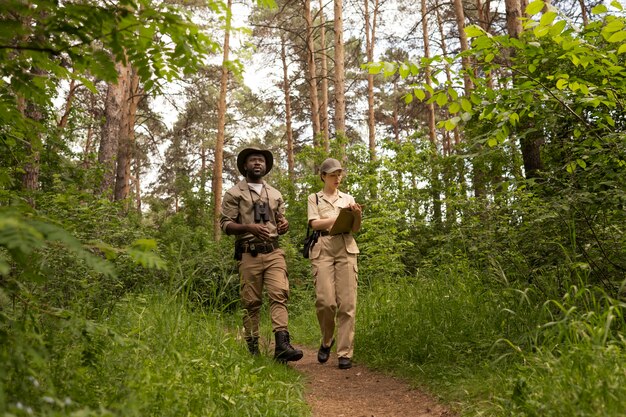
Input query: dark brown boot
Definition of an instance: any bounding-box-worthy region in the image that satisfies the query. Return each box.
[274,331,303,362]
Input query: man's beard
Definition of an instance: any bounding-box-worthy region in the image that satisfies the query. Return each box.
[246,168,265,180]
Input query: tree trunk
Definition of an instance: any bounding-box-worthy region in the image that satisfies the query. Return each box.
[114,66,140,205]
[212,0,232,241]
[505,0,544,180]
[99,60,130,198]
[333,0,346,141]
[280,34,295,181]
[304,0,321,145]
[364,0,379,162]
[319,0,330,151]
[421,0,441,226]
[58,78,78,129]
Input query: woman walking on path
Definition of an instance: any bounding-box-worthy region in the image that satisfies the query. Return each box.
[307,158,362,369]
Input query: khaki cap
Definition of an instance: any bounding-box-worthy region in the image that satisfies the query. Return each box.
[320,158,343,174]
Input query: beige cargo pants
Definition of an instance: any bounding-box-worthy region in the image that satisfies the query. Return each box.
[311,235,358,359]
[239,249,290,338]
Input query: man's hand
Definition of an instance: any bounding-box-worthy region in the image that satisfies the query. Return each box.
[247,224,271,241]
[276,213,289,235]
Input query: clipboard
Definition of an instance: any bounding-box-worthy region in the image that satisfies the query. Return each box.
[329,207,355,235]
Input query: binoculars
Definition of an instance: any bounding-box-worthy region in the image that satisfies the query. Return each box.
[253,200,270,223]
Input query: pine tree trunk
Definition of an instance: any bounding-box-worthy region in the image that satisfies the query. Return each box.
[281,34,295,181]
[333,0,346,141]
[364,0,379,162]
[319,0,330,151]
[99,60,130,198]
[114,66,140,205]
[213,0,232,241]
[304,0,321,144]
[422,0,441,226]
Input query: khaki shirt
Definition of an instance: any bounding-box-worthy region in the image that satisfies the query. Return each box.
[307,190,359,256]
[220,179,285,243]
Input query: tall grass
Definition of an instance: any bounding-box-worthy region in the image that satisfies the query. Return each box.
[340,259,626,416]
[2,292,310,416]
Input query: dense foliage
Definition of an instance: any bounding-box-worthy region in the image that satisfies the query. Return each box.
[1,0,625,416]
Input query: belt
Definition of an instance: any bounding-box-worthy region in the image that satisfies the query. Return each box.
[319,231,348,236]
[239,240,279,254]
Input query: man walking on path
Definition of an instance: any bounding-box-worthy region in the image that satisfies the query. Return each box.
[220,147,303,363]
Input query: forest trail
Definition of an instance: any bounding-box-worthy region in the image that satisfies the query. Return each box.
[290,346,455,417]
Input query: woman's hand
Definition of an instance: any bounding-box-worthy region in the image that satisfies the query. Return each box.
[349,203,362,217]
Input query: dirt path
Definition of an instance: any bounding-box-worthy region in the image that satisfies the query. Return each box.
[290,346,455,417]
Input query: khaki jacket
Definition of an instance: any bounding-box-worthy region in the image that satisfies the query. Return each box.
[307,190,359,259]
[220,179,285,243]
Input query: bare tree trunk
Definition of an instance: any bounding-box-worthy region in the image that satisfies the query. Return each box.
[392,76,400,143]
[364,0,379,162]
[114,66,140,206]
[421,0,441,226]
[435,3,461,148]
[333,0,346,142]
[505,0,544,180]
[578,0,588,26]
[304,0,321,145]
[319,0,330,151]
[212,0,232,241]
[82,90,98,168]
[280,34,295,181]
[99,60,130,198]
[58,78,78,129]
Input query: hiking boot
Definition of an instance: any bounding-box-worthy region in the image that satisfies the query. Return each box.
[246,337,260,356]
[338,357,352,369]
[274,330,303,363]
[317,338,334,364]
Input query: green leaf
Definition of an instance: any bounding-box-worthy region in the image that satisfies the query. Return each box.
[414,88,426,100]
[591,4,607,14]
[368,62,383,74]
[608,31,626,43]
[540,11,557,26]
[436,93,448,106]
[611,0,623,10]
[534,25,550,38]
[449,102,461,114]
[526,0,545,16]
[465,25,485,38]
[461,98,472,112]
[487,138,498,147]
[549,20,567,36]
[383,62,396,76]
[556,79,568,90]
[576,159,587,169]
[404,94,413,104]
[618,43,626,55]
[399,63,409,78]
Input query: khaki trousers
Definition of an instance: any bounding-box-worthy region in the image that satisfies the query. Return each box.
[239,249,290,338]
[311,235,358,359]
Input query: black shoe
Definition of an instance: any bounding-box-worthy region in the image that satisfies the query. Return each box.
[317,339,335,364]
[274,331,304,363]
[338,357,352,369]
[245,337,260,356]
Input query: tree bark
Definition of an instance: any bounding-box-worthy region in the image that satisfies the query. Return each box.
[114,66,140,206]
[304,0,321,145]
[333,0,346,141]
[99,60,130,198]
[212,0,232,241]
[364,0,379,162]
[421,0,441,226]
[280,33,295,181]
[319,0,330,151]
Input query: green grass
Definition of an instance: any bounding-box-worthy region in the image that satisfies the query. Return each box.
[285,261,626,417]
[2,291,310,417]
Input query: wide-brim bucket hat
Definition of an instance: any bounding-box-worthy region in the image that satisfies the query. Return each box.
[236,147,274,176]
